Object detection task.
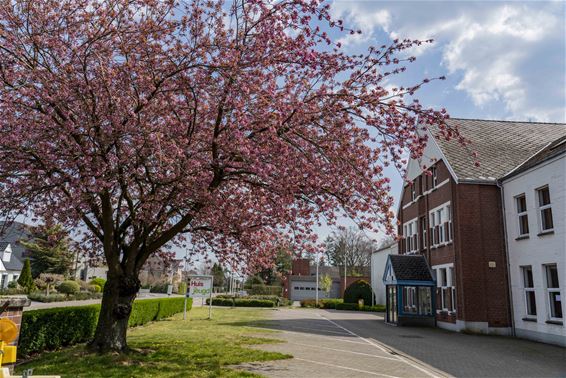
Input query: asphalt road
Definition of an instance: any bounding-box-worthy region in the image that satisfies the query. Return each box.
[238,308,566,378]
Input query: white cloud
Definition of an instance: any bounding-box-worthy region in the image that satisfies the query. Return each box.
[330,1,565,122]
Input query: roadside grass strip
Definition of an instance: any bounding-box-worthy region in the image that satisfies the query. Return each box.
[16,307,291,378]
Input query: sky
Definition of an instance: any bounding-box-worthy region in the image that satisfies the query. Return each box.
[312,0,566,245]
[11,0,566,268]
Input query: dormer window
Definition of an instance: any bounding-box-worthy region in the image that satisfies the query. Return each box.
[1,244,11,262]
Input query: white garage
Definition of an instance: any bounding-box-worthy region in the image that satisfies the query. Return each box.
[289,277,340,301]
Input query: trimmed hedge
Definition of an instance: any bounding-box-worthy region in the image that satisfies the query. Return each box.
[206,298,275,308]
[248,285,282,296]
[300,298,343,309]
[335,303,386,312]
[343,280,373,305]
[19,297,191,357]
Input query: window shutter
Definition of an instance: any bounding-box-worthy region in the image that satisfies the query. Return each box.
[434,226,439,244]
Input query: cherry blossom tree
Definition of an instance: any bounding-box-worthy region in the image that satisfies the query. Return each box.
[0,0,461,352]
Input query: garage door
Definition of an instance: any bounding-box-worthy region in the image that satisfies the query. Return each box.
[290,281,341,301]
[290,281,319,301]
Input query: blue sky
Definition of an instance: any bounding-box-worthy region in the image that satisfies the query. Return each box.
[312,0,566,244]
[14,1,566,266]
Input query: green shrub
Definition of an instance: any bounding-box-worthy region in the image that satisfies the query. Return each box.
[248,284,282,296]
[89,278,106,290]
[0,287,27,295]
[206,298,274,307]
[335,302,360,311]
[28,291,102,302]
[18,297,191,358]
[343,280,373,305]
[149,282,169,293]
[319,298,343,309]
[234,299,275,308]
[88,284,101,293]
[58,280,80,295]
[19,305,99,357]
[7,280,18,289]
[28,292,68,303]
[18,259,35,293]
[300,299,317,308]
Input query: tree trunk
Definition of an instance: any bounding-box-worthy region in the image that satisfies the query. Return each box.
[89,270,140,353]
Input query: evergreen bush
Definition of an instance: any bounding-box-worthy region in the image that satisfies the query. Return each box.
[343,280,373,305]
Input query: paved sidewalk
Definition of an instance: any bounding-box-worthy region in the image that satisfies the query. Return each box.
[25,293,183,311]
[241,308,566,378]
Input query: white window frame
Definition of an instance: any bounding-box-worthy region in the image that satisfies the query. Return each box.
[515,194,529,237]
[521,266,536,318]
[544,264,562,321]
[536,186,553,233]
[429,202,452,247]
[434,263,456,313]
[431,166,438,189]
[403,218,419,254]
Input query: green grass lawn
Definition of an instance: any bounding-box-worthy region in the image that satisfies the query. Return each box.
[16,307,290,377]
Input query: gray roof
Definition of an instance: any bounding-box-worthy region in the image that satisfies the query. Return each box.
[430,119,566,183]
[504,135,566,179]
[0,242,23,271]
[0,222,33,271]
[389,255,433,282]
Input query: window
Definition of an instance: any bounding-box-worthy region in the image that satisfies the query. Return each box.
[431,166,438,188]
[522,266,536,317]
[515,194,529,236]
[403,219,419,254]
[420,216,427,249]
[435,265,456,313]
[545,264,562,319]
[403,286,417,313]
[536,186,553,232]
[411,182,416,201]
[429,202,452,247]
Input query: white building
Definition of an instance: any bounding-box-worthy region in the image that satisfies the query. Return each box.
[371,241,398,306]
[0,243,23,288]
[502,135,565,347]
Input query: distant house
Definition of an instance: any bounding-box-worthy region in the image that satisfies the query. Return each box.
[139,255,184,286]
[392,118,565,334]
[501,135,565,347]
[0,221,33,287]
[282,258,342,301]
[0,243,23,288]
[370,241,398,305]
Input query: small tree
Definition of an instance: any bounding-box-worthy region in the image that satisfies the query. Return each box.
[210,263,225,289]
[319,274,333,298]
[20,223,75,278]
[17,259,35,293]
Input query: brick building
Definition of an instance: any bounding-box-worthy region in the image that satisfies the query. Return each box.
[394,118,565,334]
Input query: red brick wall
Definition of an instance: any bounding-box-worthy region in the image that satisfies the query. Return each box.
[397,159,511,329]
[455,184,511,327]
[292,259,310,276]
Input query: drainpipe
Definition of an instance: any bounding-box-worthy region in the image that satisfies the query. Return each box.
[497,179,516,337]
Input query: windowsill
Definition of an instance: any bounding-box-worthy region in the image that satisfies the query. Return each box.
[430,241,453,249]
[545,320,563,326]
[515,235,529,241]
[537,230,554,237]
[522,317,537,322]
